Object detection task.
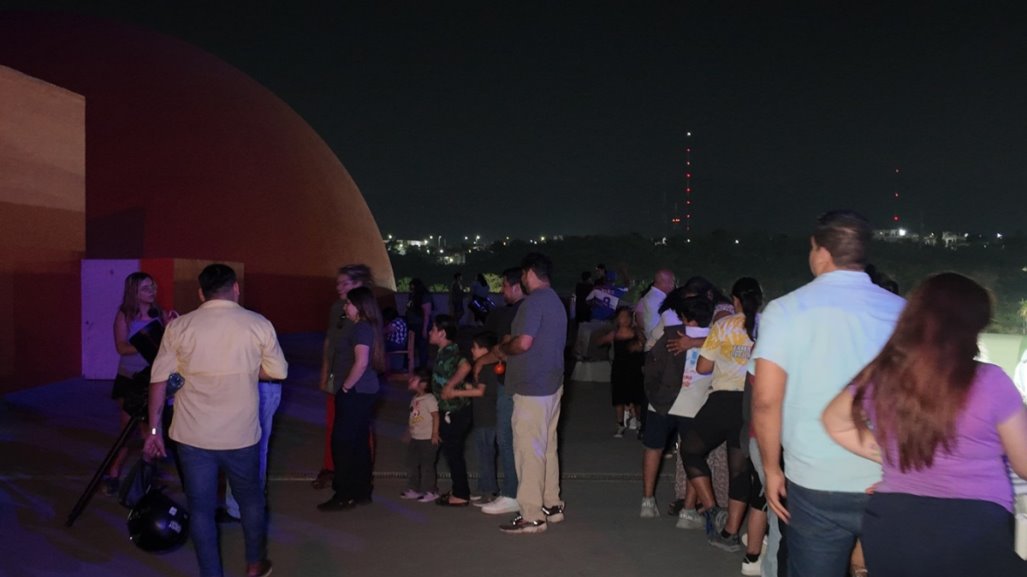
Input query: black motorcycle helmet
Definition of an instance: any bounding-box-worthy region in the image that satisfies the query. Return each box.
[126,489,190,553]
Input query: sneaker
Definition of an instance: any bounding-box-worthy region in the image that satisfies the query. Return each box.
[417,491,440,503]
[399,489,423,500]
[702,506,729,538]
[676,508,704,529]
[639,496,659,519]
[741,553,762,576]
[499,514,547,534]
[709,531,742,552]
[246,559,273,577]
[627,416,640,431]
[614,425,626,438]
[481,496,520,515]
[541,503,565,524]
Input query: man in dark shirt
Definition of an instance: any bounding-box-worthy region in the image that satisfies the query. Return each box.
[497,253,568,534]
[479,267,526,515]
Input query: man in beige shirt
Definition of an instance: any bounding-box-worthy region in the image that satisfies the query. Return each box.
[144,264,287,577]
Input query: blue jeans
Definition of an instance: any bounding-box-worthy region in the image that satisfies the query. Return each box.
[787,480,869,577]
[473,427,498,495]
[178,442,266,577]
[496,387,518,498]
[750,438,780,577]
[225,381,282,517]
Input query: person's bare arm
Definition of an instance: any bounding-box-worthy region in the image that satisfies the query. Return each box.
[320,336,331,388]
[753,358,789,522]
[500,335,533,356]
[440,359,472,400]
[421,302,432,338]
[339,344,370,393]
[696,356,715,375]
[823,390,882,463]
[113,311,138,356]
[666,334,707,356]
[999,407,1027,479]
[142,380,168,460]
[431,411,441,446]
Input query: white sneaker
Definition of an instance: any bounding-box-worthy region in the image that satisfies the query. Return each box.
[676,508,704,529]
[417,491,440,503]
[399,489,422,500]
[481,496,520,515]
[639,496,659,519]
[741,553,762,576]
[627,417,640,431]
[614,425,626,438]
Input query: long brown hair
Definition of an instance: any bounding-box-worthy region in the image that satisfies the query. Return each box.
[851,272,992,472]
[119,272,160,320]
[347,286,386,374]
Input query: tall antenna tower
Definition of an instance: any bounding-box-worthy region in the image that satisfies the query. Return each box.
[892,167,902,224]
[685,131,693,236]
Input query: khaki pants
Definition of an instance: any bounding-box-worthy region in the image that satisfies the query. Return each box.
[513,387,563,522]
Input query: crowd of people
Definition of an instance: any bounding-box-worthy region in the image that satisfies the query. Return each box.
[106,209,1027,577]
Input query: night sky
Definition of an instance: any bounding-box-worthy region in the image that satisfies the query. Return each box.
[4,1,1027,239]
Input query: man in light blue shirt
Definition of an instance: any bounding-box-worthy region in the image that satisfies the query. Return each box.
[752,210,904,577]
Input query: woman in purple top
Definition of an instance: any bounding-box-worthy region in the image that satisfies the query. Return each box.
[823,272,1027,576]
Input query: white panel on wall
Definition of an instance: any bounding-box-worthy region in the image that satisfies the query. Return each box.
[82,259,140,379]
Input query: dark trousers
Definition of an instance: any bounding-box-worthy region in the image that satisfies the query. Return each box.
[863,492,1027,577]
[331,390,375,501]
[439,406,472,499]
[405,439,438,493]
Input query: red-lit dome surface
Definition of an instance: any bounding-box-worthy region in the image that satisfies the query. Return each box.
[0,12,394,331]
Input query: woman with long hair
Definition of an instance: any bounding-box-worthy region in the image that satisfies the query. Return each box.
[313,264,374,490]
[318,286,385,511]
[105,272,176,495]
[823,273,1027,576]
[681,277,764,551]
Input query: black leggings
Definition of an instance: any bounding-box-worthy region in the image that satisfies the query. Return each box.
[439,406,472,499]
[682,391,751,502]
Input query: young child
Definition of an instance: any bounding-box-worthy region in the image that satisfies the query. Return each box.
[449,331,501,505]
[402,368,441,502]
[431,315,473,506]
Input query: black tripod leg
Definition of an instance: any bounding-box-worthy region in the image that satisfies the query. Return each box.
[65,415,141,527]
[161,402,186,491]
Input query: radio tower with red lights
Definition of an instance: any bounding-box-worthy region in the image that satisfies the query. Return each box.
[685,131,693,236]
[892,167,901,224]
[670,131,694,235]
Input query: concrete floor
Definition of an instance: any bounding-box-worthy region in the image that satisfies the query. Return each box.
[0,333,745,577]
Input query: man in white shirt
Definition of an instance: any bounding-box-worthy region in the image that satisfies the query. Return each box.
[637,269,676,352]
[144,264,287,577]
[752,211,904,577]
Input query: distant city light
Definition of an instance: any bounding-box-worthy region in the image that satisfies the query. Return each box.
[997,233,1003,239]
[898,228,907,237]
[734,239,740,245]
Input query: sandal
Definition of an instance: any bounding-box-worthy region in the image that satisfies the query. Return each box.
[311,469,334,490]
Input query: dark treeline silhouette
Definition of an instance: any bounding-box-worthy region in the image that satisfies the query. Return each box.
[391,232,1027,334]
